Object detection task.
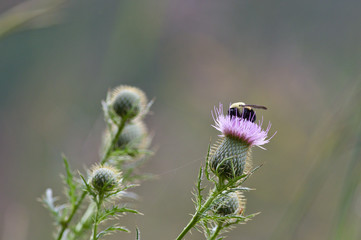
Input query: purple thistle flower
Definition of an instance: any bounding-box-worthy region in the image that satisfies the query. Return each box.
[209,103,275,180]
[212,103,274,150]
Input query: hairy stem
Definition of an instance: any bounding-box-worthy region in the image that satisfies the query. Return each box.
[209,222,223,240]
[176,187,220,240]
[92,194,104,240]
[176,212,201,240]
[101,118,127,165]
[57,191,87,240]
[57,118,125,240]
[72,203,96,239]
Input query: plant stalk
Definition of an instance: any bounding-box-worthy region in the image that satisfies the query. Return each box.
[57,191,87,240]
[209,222,223,240]
[57,118,125,240]
[92,194,104,240]
[176,187,220,240]
[101,118,127,165]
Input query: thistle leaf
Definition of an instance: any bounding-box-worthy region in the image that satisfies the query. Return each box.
[196,166,204,208]
[135,227,141,240]
[96,225,129,239]
[41,188,61,220]
[62,155,77,207]
[98,206,141,223]
[80,174,96,198]
[231,187,254,192]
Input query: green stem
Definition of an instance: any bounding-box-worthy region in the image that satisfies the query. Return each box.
[176,212,201,240]
[92,195,104,240]
[101,118,127,165]
[73,203,96,239]
[176,187,220,240]
[209,222,223,240]
[176,176,232,240]
[57,191,87,240]
[57,118,126,239]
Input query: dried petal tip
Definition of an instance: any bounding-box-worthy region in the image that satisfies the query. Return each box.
[212,103,274,149]
[90,165,121,194]
[110,85,147,119]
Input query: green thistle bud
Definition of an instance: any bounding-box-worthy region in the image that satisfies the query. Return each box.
[116,121,147,149]
[213,191,246,216]
[110,85,147,119]
[101,121,148,153]
[210,137,251,180]
[90,166,121,194]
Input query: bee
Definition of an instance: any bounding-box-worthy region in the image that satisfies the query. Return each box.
[227,102,267,123]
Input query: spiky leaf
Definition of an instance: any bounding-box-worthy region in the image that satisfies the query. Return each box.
[98,206,141,223]
[96,225,129,239]
[63,155,77,207]
[80,174,96,198]
[41,188,65,221]
[136,227,141,240]
[196,166,204,209]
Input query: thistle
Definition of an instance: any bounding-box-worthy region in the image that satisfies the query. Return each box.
[90,165,121,195]
[101,120,148,156]
[41,85,152,240]
[110,85,147,120]
[210,103,273,180]
[213,191,246,216]
[115,121,148,150]
[176,103,274,240]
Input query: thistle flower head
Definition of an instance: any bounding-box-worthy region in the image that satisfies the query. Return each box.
[110,85,147,120]
[212,103,273,149]
[90,165,122,194]
[210,103,275,180]
[213,191,246,216]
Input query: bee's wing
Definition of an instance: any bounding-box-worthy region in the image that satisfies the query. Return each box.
[242,105,268,110]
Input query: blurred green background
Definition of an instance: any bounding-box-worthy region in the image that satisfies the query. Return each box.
[1,0,361,239]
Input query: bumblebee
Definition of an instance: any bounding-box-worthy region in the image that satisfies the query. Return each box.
[227,102,267,123]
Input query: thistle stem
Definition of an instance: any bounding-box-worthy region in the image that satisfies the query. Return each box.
[209,222,223,240]
[73,203,96,237]
[176,174,235,240]
[101,118,127,165]
[176,212,201,240]
[176,187,220,240]
[57,118,125,240]
[92,194,104,240]
[56,191,87,240]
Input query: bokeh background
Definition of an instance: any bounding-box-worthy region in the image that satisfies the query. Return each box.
[1,0,361,239]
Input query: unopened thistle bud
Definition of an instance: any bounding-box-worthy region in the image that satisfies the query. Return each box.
[102,121,148,152]
[116,121,147,149]
[110,85,147,119]
[90,165,121,194]
[210,103,274,180]
[213,191,246,216]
